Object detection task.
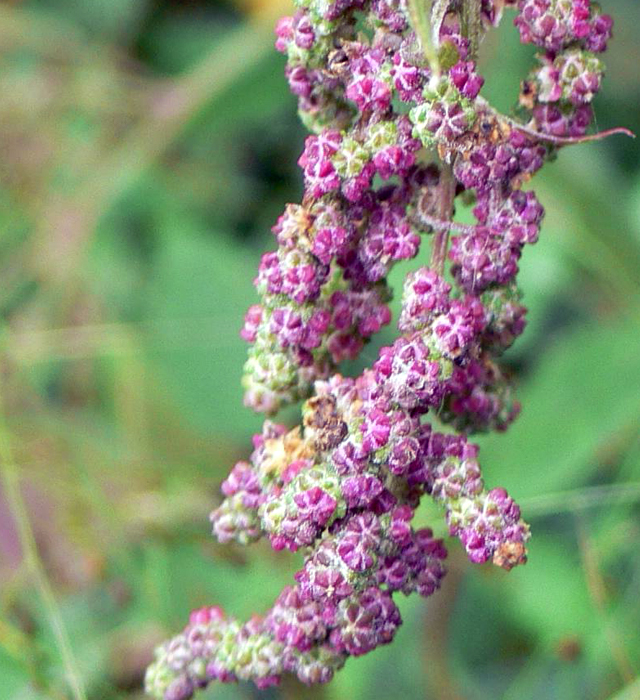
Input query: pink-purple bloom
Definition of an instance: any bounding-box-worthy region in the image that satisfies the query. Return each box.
[146,0,617,696]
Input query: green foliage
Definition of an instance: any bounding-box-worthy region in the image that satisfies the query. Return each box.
[478,314,640,497]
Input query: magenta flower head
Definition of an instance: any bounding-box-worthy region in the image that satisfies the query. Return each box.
[145,0,625,697]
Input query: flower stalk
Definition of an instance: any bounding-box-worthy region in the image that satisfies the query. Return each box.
[145,0,622,698]
[429,162,455,275]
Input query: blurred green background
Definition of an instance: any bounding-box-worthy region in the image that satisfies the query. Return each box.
[0,0,639,699]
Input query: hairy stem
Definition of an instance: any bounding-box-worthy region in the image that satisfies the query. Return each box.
[407,0,440,74]
[421,214,476,234]
[461,0,482,61]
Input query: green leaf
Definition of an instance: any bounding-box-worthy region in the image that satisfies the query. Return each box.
[26,0,149,42]
[477,314,640,499]
[0,646,35,698]
[142,211,265,439]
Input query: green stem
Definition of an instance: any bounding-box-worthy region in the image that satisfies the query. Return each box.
[407,0,441,75]
[0,376,88,700]
[575,516,635,683]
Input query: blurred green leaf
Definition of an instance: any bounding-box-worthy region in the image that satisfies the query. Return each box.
[142,209,264,438]
[478,314,640,498]
[27,0,149,42]
[0,645,34,697]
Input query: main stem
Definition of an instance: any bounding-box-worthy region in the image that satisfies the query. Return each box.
[427,0,481,275]
[430,163,456,275]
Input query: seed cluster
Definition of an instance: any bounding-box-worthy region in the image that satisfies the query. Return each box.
[145,1,613,698]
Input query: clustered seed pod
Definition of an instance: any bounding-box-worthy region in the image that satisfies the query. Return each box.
[145,0,616,698]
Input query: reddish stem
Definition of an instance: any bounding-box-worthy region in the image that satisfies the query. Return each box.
[430,163,456,276]
[508,120,635,145]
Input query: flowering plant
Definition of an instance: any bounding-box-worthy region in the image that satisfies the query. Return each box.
[145,1,627,698]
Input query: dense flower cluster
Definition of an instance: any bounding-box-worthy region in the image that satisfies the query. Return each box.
[146,0,616,698]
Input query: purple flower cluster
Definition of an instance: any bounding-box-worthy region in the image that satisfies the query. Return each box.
[146,0,618,697]
[242,186,425,413]
[516,0,611,137]
[148,273,530,698]
[515,0,612,54]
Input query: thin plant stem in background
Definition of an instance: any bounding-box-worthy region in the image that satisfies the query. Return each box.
[0,377,88,700]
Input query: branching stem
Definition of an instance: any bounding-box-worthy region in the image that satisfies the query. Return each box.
[499,114,635,145]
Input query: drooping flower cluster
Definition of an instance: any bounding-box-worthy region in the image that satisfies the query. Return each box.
[146,0,617,698]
